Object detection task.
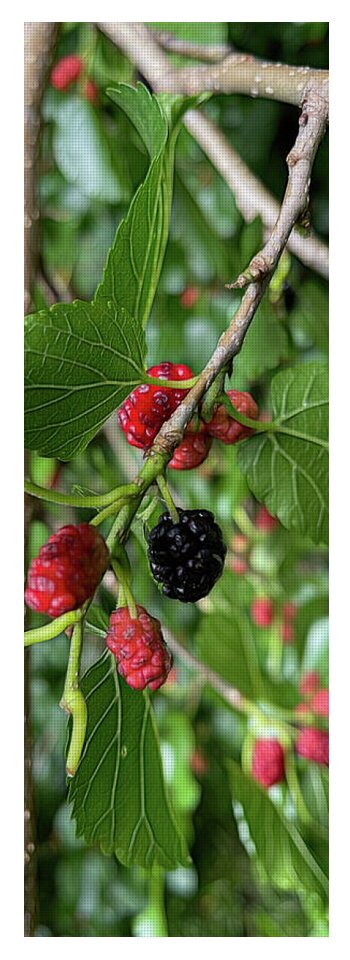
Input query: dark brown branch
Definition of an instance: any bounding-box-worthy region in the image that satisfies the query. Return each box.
[24,21,59,937]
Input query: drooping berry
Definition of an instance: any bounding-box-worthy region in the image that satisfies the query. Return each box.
[147,509,226,603]
[84,79,98,104]
[118,362,194,449]
[310,689,329,718]
[180,286,199,309]
[299,671,320,699]
[205,389,259,444]
[231,533,249,554]
[251,739,285,788]
[283,602,297,621]
[25,524,109,617]
[230,556,248,575]
[106,605,172,691]
[281,622,294,644]
[50,54,83,91]
[295,728,329,766]
[255,505,279,531]
[191,749,208,777]
[169,422,212,470]
[251,597,274,628]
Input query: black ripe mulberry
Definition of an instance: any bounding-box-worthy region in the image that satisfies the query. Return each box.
[147,509,226,602]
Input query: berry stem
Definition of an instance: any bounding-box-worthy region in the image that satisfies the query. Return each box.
[111,558,138,620]
[144,374,199,389]
[24,478,140,509]
[284,752,312,825]
[156,474,179,523]
[89,497,129,526]
[24,607,86,646]
[217,394,271,432]
[60,621,87,777]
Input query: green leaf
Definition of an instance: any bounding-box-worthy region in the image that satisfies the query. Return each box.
[24,299,146,459]
[237,362,328,545]
[288,279,328,354]
[228,760,328,898]
[95,83,206,328]
[44,93,125,203]
[233,298,290,387]
[106,82,168,160]
[195,604,263,700]
[68,651,190,869]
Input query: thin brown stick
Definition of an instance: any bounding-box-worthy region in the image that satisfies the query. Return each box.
[98,22,328,278]
[98,21,328,109]
[163,630,246,712]
[184,110,329,278]
[151,92,328,455]
[152,30,232,62]
[24,21,59,937]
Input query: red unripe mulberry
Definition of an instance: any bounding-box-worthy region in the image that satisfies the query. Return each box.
[256,505,279,531]
[169,423,212,470]
[50,54,82,91]
[106,605,172,691]
[310,689,329,718]
[299,671,320,699]
[296,727,329,765]
[118,362,194,449]
[252,738,285,788]
[281,622,294,644]
[251,597,274,628]
[25,524,109,617]
[206,389,259,444]
[180,286,199,309]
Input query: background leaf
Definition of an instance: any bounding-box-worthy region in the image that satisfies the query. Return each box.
[228,760,328,899]
[237,362,328,544]
[68,650,190,869]
[24,299,146,459]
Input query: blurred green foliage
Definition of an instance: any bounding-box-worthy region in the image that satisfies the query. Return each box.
[30,21,328,937]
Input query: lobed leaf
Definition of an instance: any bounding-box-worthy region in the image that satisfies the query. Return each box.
[24,299,146,459]
[237,362,328,545]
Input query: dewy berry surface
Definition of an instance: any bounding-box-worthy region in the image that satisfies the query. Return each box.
[25,524,109,617]
[118,362,194,449]
[147,508,227,602]
[206,389,259,444]
[252,739,285,788]
[106,605,172,691]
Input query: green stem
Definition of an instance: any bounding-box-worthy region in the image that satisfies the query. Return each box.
[60,620,87,777]
[111,559,137,619]
[284,752,312,825]
[89,497,129,526]
[149,869,168,937]
[24,479,139,509]
[24,607,85,646]
[218,394,271,432]
[218,396,329,449]
[145,374,199,389]
[156,474,179,523]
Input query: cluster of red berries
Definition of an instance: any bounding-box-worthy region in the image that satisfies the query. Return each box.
[118,361,259,469]
[50,54,98,104]
[250,595,297,643]
[296,671,329,718]
[25,524,173,692]
[251,722,329,789]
